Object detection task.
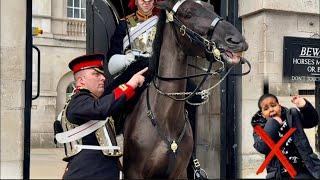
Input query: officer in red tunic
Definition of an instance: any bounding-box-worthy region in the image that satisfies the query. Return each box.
[61,54,147,179]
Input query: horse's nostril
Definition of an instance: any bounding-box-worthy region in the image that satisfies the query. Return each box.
[225,36,240,45]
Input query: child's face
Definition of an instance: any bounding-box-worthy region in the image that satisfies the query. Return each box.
[260,97,282,118]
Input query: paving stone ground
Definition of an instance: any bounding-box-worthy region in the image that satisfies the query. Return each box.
[30,148,266,179]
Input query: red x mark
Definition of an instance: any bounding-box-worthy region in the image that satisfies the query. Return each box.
[254,125,297,178]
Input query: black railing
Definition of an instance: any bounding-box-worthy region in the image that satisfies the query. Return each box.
[24,0,32,178]
[32,45,40,100]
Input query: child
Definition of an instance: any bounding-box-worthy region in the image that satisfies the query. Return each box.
[251,94,320,179]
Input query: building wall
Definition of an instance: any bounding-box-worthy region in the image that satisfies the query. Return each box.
[0,0,26,178]
[191,60,222,178]
[239,0,320,177]
[31,0,85,147]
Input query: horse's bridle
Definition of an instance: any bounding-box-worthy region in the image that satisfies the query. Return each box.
[152,0,224,102]
[168,0,223,60]
[152,0,251,103]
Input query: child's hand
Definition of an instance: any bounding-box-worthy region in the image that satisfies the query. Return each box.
[272,116,283,125]
[291,95,306,108]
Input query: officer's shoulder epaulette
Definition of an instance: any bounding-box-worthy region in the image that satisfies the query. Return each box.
[119,13,134,21]
[71,88,94,100]
[126,13,135,19]
[123,13,137,27]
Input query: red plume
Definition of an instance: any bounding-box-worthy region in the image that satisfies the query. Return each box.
[128,0,136,10]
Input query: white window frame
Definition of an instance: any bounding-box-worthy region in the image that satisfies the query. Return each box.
[67,0,86,19]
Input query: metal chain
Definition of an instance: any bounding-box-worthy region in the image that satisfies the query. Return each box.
[186,97,209,106]
[155,66,234,106]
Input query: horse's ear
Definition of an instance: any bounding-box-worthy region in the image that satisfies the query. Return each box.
[155,0,169,10]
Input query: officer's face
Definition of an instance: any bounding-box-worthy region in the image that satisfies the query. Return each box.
[260,97,282,119]
[81,69,106,98]
[137,0,154,14]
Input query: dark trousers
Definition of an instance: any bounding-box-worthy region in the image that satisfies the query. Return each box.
[63,150,120,179]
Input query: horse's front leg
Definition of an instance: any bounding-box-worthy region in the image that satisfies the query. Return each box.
[123,167,143,179]
[123,150,145,179]
[176,168,188,179]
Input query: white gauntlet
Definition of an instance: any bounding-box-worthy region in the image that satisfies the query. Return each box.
[108,53,136,75]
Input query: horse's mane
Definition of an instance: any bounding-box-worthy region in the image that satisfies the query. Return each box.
[148,10,167,81]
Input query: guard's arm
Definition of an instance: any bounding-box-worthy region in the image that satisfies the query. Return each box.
[108,53,136,76]
[106,20,128,60]
[66,86,135,125]
[67,68,147,124]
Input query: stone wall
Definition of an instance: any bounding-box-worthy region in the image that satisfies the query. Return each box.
[0,0,26,178]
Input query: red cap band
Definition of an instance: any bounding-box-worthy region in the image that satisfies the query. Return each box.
[71,59,103,74]
[69,54,104,74]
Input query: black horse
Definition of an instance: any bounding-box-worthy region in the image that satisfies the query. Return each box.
[117,0,249,178]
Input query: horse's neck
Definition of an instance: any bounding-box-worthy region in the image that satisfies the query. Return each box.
[158,24,187,92]
[150,24,187,128]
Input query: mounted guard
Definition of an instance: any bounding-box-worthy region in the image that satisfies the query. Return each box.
[107,0,159,76]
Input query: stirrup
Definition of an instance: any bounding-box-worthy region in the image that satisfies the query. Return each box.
[192,158,208,180]
[194,168,208,180]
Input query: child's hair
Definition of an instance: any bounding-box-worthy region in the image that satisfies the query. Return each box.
[258,93,279,110]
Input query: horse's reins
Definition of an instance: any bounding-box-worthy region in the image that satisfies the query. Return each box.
[119,0,133,50]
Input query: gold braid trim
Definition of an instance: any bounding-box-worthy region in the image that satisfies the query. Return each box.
[136,9,153,22]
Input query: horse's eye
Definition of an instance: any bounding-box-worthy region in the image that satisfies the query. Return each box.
[184,11,192,19]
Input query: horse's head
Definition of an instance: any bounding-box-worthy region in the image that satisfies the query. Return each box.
[157,0,248,64]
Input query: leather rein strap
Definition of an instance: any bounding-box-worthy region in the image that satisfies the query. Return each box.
[146,86,188,176]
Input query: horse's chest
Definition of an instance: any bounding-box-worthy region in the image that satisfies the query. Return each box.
[143,141,178,175]
[150,140,169,160]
